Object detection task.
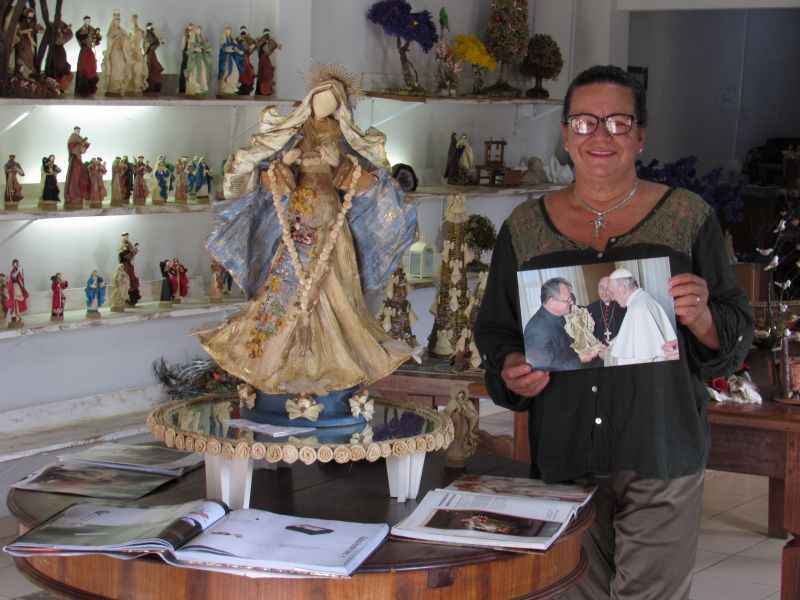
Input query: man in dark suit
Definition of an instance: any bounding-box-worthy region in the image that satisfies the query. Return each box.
[586,276,626,344]
[523,277,599,371]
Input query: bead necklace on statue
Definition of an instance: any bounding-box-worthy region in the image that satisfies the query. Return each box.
[574,179,639,239]
[600,301,615,343]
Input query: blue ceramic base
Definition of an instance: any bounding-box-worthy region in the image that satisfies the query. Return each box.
[243,386,365,428]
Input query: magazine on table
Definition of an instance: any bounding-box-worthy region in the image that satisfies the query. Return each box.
[60,443,204,477]
[5,500,389,578]
[12,463,178,500]
[391,475,595,552]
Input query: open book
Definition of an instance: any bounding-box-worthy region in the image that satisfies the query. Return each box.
[391,475,595,552]
[5,500,389,578]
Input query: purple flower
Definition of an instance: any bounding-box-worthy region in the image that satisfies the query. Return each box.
[367,0,438,52]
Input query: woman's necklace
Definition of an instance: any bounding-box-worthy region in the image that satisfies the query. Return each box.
[574,180,639,239]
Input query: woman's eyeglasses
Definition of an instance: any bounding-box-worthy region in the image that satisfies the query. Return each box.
[564,113,637,136]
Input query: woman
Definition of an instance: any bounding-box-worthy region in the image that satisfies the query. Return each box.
[197,69,416,410]
[475,65,753,600]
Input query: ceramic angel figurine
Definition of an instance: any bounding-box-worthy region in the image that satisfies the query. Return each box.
[197,66,417,426]
[75,16,101,96]
[132,156,152,205]
[102,10,130,96]
[50,273,68,321]
[64,127,90,210]
[85,270,106,318]
[40,155,61,209]
[174,157,189,203]
[218,25,243,96]
[126,14,149,95]
[144,22,164,94]
[4,155,24,209]
[184,24,212,96]
[110,263,129,312]
[88,157,107,208]
[255,29,280,96]
[7,259,28,328]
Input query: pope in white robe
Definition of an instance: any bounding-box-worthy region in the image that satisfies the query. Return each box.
[603,268,679,366]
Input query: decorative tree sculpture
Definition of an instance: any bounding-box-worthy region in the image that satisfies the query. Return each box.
[484,0,529,97]
[453,33,496,95]
[464,213,497,272]
[520,33,563,99]
[367,0,438,93]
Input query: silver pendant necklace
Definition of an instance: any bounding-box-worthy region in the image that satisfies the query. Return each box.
[574,180,640,239]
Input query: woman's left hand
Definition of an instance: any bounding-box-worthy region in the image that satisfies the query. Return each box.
[669,273,710,327]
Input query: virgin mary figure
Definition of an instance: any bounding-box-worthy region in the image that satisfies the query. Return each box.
[198,66,417,427]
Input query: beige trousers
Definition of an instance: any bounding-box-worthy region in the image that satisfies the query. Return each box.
[559,470,704,600]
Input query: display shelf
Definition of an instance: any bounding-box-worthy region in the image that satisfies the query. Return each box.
[0,95,299,108]
[410,182,567,201]
[0,298,245,342]
[366,91,563,105]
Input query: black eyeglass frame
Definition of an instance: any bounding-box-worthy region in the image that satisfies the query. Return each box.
[563,113,640,136]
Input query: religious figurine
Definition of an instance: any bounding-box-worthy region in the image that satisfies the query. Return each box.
[192,156,211,200]
[172,258,189,302]
[444,133,476,185]
[123,156,134,203]
[376,267,418,347]
[132,156,152,206]
[236,26,257,96]
[4,155,24,210]
[174,156,189,203]
[102,10,130,97]
[50,273,68,321]
[13,7,43,80]
[88,157,107,208]
[151,155,172,204]
[0,273,7,324]
[255,28,280,96]
[218,25,243,96]
[7,259,29,328]
[159,259,174,305]
[444,388,479,468]
[184,24,212,96]
[118,233,140,307]
[110,157,126,206]
[126,14,149,95]
[40,155,61,209]
[85,270,106,318]
[209,261,226,303]
[75,16,101,97]
[144,22,164,94]
[44,16,73,92]
[110,263,129,312]
[178,22,194,94]
[196,65,417,427]
[64,127,90,210]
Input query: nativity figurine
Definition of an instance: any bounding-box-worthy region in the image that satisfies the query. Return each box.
[40,155,61,209]
[144,22,164,94]
[174,157,189,203]
[184,24,212,96]
[172,258,189,302]
[126,14,149,95]
[102,10,129,97]
[88,157,107,208]
[75,16,101,97]
[236,26,257,96]
[132,156,152,205]
[218,25,243,96]
[50,273,68,321]
[110,263,129,312]
[7,259,28,328]
[64,127,90,210]
[197,65,417,427]
[151,155,172,204]
[191,156,212,200]
[209,261,226,303]
[110,157,127,206]
[13,7,43,80]
[85,270,106,318]
[0,273,7,324]
[118,233,140,306]
[4,155,24,210]
[159,259,174,305]
[44,16,73,92]
[255,28,280,96]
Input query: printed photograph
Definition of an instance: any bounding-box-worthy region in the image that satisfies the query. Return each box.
[449,475,595,503]
[517,257,679,372]
[425,509,561,538]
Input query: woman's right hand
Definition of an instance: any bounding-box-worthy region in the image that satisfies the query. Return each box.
[501,352,550,398]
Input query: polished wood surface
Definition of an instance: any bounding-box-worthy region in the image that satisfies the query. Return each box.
[8,453,592,600]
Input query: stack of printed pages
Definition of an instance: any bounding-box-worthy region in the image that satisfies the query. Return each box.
[5,499,389,578]
[392,475,596,551]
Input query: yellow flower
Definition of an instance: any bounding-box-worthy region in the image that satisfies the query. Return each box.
[453,34,497,71]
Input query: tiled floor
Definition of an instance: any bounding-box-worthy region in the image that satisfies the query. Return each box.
[0,409,787,599]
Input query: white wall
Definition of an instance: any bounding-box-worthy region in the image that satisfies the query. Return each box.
[620,0,800,9]
[629,8,800,173]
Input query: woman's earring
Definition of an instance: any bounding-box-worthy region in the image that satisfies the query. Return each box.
[638,148,644,154]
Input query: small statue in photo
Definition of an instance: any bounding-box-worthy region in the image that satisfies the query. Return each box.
[218,24,243,96]
[119,233,141,307]
[4,155,25,210]
[85,270,106,318]
[44,16,74,92]
[174,156,189,203]
[132,156,152,206]
[102,10,130,97]
[88,157,107,209]
[110,157,127,206]
[184,24,212,96]
[50,272,68,322]
[144,22,164,94]
[236,26,257,96]
[40,155,61,209]
[255,28,280,96]
[209,261,226,303]
[151,155,172,205]
[64,126,90,210]
[7,259,29,328]
[75,16,101,97]
[126,14,149,95]
[110,263,130,312]
[159,259,174,305]
[0,273,7,324]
